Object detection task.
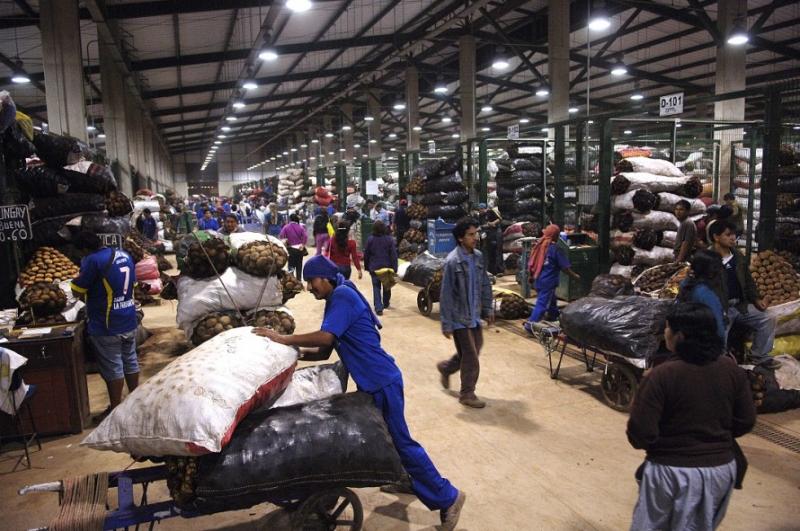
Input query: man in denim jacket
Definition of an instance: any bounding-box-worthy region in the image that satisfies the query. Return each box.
[437,218,495,408]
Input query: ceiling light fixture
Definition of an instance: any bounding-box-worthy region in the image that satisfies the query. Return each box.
[217,134,226,139]
[11,60,30,84]
[311,139,319,143]
[451,133,460,138]
[86,125,96,132]
[364,115,374,122]
[481,127,491,132]
[286,0,312,12]
[568,105,579,113]
[588,7,612,31]
[369,139,377,144]
[442,116,452,124]
[413,125,422,132]
[388,133,397,138]
[325,132,334,138]
[727,17,749,45]
[233,101,246,109]
[481,104,493,113]
[242,81,258,90]
[630,82,644,101]
[354,143,361,148]
[535,85,550,97]
[434,75,448,94]
[221,126,231,132]
[258,47,279,61]
[519,117,530,124]
[624,129,632,135]
[540,127,548,132]
[98,133,106,139]
[492,46,510,71]
[393,100,406,111]
[342,125,352,131]
[300,143,308,148]
[290,148,297,152]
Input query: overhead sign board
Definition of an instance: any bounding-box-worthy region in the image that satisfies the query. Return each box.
[428,140,436,154]
[507,124,520,140]
[0,204,32,243]
[659,92,684,116]
[99,233,123,249]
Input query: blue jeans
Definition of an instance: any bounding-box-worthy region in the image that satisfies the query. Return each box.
[528,284,558,322]
[90,330,139,381]
[370,273,391,312]
[371,379,459,511]
[726,304,776,364]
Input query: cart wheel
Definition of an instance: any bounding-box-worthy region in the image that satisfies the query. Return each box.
[601,363,639,412]
[417,289,433,316]
[291,488,363,531]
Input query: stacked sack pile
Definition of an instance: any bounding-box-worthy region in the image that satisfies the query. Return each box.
[501,221,541,274]
[750,251,800,359]
[12,133,133,255]
[494,147,545,224]
[609,153,705,278]
[176,231,298,346]
[277,169,310,211]
[776,146,800,266]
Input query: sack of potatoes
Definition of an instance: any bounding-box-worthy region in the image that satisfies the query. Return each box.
[184,237,231,280]
[495,292,531,320]
[15,311,67,327]
[192,311,246,345]
[19,282,68,317]
[123,237,146,263]
[19,247,80,287]
[248,309,296,335]
[279,271,304,303]
[633,262,686,295]
[236,240,288,277]
[105,190,134,217]
[750,250,800,307]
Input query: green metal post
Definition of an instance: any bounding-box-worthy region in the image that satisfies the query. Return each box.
[369,159,377,182]
[598,119,614,271]
[758,89,781,252]
[478,140,488,205]
[360,160,368,194]
[410,151,420,169]
[316,167,325,187]
[398,154,407,199]
[336,163,347,212]
[553,126,566,226]
[745,131,758,264]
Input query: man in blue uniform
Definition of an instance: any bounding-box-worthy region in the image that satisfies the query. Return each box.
[138,208,158,240]
[253,255,466,531]
[524,224,580,328]
[71,232,139,419]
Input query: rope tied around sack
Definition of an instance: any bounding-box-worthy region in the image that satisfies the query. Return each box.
[49,472,109,531]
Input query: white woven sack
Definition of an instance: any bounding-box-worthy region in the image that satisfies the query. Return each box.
[620,172,690,193]
[612,190,636,212]
[176,267,282,336]
[632,246,674,266]
[655,193,706,215]
[632,210,680,232]
[768,298,800,337]
[271,363,346,409]
[81,327,297,456]
[609,263,634,278]
[661,230,677,248]
[623,157,685,178]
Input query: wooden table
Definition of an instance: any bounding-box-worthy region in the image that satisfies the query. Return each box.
[1,325,91,435]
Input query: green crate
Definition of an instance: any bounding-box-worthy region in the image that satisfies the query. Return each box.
[555,233,599,301]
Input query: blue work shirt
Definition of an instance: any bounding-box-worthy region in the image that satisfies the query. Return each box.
[141,216,157,240]
[535,244,571,291]
[321,285,401,392]
[198,217,220,231]
[71,248,137,336]
[680,280,727,342]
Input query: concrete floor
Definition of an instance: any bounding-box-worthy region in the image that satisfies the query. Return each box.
[2,263,799,531]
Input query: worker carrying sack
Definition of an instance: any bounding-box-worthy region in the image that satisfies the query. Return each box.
[181,392,405,513]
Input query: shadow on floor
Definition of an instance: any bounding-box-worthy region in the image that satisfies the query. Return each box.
[451,393,539,434]
[367,496,440,530]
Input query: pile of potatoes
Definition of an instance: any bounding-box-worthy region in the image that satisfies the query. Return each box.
[19,247,79,287]
[404,228,426,245]
[634,262,686,294]
[405,177,425,195]
[166,457,198,507]
[105,190,133,217]
[192,311,245,345]
[658,266,690,300]
[495,292,531,320]
[750,250,800,307]
[248,309,295,335]
[184,237,230,279]
[16,311,67,327]
[280,271,304,303]
[123,236,145,263]
[236,240,288,277]
[19,282,67,316]
[407,203,427,220]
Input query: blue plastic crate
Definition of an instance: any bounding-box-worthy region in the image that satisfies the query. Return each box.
[426,218,457,257]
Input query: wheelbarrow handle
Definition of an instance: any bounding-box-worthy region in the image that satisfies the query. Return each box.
[18,481,63,496]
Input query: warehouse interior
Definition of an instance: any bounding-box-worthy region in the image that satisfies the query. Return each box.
[1,1,800,530]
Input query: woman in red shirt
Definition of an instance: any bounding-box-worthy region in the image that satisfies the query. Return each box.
[325,220,362,280]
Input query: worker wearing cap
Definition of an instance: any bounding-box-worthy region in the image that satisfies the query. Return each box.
[252,255,466,531]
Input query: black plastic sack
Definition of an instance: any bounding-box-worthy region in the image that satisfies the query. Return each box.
[32,132,87,167]
[30,215,72,247]
[78,213,131,235]
[778,177,800,193]
[2,123,36,161]
[61,164,117,194]
[440,191,468,205]
[632,189,657,213]
[589,274,634,298]
[678,177,703,199]
[560,296,671,359]
[186,393,404,513]
[633,228,660,251]
[612,174,631,195]
[752,366,800,414]
[15,166,70,197]
[513,158,542,171]
[514,184,542,201]
[614,212,634,232]
[613,245,635,266]
[439,156,461,176]
[30,193,105,221]
[424,173,465,193]
[511,170,543,181]
[414,159,443,179]
[404,252,445,287]
[499,198,542,215]
[426,204,466,220]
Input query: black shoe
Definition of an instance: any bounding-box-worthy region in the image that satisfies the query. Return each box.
[376,310,383,316]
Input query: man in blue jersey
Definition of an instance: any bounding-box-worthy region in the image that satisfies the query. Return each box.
[252,255,466,531]
[71,232,139,419]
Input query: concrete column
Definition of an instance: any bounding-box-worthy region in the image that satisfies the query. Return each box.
[342,103,354,163]
[367,90,382,159]
[548,0,570,126]
[39,0,87,140]
[459,35,476,142]
[405,66,420,152]
[143,124,154,182]
[714,0,747,196]
[125,93,143,178]
[99,41,132,196]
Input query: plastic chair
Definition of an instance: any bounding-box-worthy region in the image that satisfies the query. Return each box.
[0,371,42,471]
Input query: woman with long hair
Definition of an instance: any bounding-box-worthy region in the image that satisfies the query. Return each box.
[677,249,727,342]
[627,302,755,531]
[312,209,332,256]
[325,220,362,280]
[363,220,398,315]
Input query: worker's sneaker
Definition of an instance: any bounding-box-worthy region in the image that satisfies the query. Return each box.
[459,396,486,409]
[440,490,466,531]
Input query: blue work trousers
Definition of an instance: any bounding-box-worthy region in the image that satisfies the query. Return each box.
[370,273,391,312]
[371,379,458,511]
[528,284,559,322]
